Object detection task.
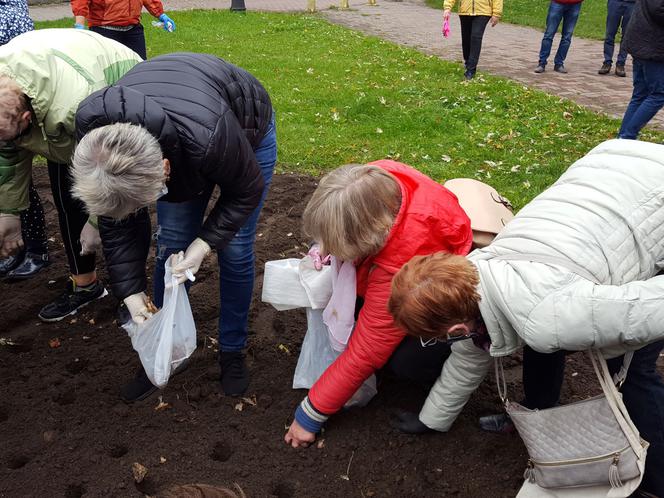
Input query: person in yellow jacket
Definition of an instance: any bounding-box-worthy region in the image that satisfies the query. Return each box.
[443,0,503,80]
[0,28,141,321]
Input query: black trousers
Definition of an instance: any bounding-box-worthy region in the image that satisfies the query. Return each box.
[47,161,96,275]
[385,336,452,386]
[459,15,491,74]
[90,24,147,59]
[522,345,566,409]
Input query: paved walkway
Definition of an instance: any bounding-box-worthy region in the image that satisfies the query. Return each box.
[30,0,662,129]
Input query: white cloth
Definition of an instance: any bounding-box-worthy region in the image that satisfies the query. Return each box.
[421,139,664,431]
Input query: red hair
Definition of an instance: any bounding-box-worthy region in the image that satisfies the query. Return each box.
[389,252,481,339]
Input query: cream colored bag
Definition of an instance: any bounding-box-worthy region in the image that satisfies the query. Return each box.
[444,178,514,247]
[497,350,648,497]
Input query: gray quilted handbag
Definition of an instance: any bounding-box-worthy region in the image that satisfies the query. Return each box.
[496,350,648,491]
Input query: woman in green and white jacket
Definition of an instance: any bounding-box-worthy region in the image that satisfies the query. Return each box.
[0,28,141,321]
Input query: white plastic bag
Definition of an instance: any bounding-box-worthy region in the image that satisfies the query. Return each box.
[293,309,338,389]
[261,257,332,310]
[262,258,311,310]
[122,262,197,388]
[293,309,377,408]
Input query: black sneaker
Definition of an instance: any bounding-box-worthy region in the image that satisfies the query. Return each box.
[219,351,249,396]
[554,64,568,74]
[38,278,108,322]
[615,64,626,77]
[0,249,25,278]
[534,64,545,74]
[5,252,50,280]
[598,62,611,75]
[120,366,158,403]
[464,70,474,81]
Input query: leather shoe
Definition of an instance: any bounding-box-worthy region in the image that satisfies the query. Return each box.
[4,252,49,280]
[615,64,626,77]
[0,249,25,278]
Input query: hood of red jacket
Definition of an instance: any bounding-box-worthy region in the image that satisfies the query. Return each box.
[365,160,473,274]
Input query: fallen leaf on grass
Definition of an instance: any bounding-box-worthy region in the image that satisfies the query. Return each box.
[132,462,148,483]
[154,396,171,411]
[48,338,61,349]
[563,111,573,120]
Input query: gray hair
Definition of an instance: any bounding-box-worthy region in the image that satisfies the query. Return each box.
[72,123,165,219]
[302,164,402,261]
[0,75,28,141]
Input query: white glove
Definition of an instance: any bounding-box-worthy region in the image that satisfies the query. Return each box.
[80,221,102,255]
[124,292,154,324]
[0,213,23,258]
[172,237,211,285]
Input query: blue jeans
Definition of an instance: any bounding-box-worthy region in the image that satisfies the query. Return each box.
[608,340,664,496]
[618,58,664,139]
[603,0,634,66]
[538,1,582,67]
[153,115,277,351]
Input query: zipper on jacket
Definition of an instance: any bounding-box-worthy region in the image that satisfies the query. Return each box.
[525,448,629,488]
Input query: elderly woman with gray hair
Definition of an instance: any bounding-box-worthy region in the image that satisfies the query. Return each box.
[72,53,276,402]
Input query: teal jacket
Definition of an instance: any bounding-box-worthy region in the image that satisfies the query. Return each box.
[0,28,141,213]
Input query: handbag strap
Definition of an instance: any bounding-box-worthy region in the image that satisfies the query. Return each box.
[588,350,644,457]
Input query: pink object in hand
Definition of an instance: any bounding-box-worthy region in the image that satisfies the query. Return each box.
[443,18,450,38]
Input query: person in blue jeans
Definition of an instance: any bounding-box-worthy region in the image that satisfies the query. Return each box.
[71,53,277,401]
[534,0,584,74]
[599,0,635,77]
[618,0,664,140]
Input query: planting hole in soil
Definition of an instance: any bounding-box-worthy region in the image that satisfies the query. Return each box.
[64,483,86,498]
[210,441,233,462]
[6,454,30,470]
[108,444,129,458]
[270,480,296,498]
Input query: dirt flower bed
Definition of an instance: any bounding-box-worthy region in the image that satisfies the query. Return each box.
[2,170,660,498]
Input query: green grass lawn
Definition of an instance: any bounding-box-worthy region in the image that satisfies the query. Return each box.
[37,10,658,209]
[425,0,609,40]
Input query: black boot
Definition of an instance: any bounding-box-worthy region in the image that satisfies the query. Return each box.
[5,252,50,280]
[219,351,249,396]
[120,366,158,403]
[0,249,25,278]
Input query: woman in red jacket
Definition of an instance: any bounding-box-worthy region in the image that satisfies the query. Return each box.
[70,0,175,59]
[284,161,473,448]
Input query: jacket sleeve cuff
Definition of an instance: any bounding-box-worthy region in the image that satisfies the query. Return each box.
[295,397,328,434]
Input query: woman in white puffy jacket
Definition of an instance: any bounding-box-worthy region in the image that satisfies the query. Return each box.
[388,139,664,497]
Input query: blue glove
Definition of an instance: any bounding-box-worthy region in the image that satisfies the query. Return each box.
[74,23,85,29]
[158,13,176,32]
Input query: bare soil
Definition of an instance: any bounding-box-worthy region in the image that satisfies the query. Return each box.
[1,169,660,498]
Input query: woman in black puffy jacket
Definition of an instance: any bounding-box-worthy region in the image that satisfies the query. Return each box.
[72,53,276,401]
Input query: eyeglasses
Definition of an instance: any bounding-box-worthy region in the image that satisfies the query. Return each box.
[419,332,478,348]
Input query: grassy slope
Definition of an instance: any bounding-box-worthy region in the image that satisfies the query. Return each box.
[425,0,609,40]
[37,11,658,209]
